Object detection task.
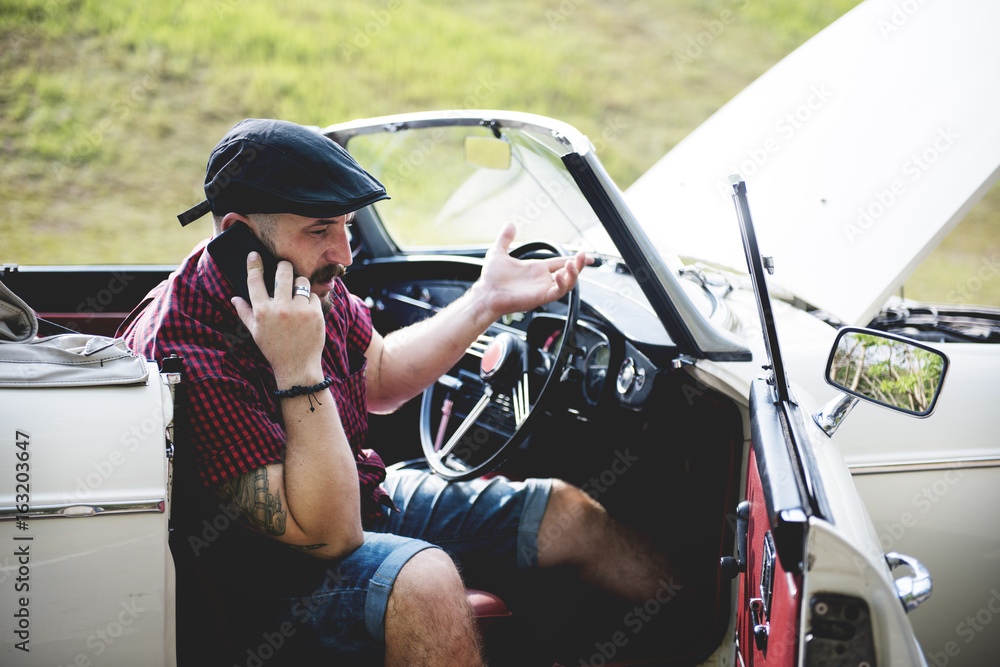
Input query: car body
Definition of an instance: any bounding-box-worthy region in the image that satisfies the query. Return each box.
[1,0,995,665]
[625,0,1000,663]
[0,114,936,666]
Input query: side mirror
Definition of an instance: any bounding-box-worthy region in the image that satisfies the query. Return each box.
[825,327,949,418]
[815,327,949,436]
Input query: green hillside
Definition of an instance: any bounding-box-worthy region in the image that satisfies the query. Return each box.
[1,0,997,306]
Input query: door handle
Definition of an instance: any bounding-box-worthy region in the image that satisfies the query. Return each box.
[720,501,750,580]
[886,551,932,612]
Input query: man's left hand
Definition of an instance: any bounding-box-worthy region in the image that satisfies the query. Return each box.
[473,222,592,320]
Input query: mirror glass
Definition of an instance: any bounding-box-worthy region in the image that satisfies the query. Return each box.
[464,136,511,170]
[826,328,948,417]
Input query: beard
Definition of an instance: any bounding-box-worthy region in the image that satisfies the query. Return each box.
[311,263,346,309]
[310,263,346,284]
[255,226,345,305]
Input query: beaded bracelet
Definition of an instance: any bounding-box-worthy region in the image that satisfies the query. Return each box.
[273,377,334,412]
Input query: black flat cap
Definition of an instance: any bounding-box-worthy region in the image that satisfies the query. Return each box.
[177,118,389,226]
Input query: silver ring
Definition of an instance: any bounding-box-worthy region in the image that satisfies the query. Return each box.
[293,285,311,299]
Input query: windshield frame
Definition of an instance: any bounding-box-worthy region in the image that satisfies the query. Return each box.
[325,111,614,256]
[324,110,751,362]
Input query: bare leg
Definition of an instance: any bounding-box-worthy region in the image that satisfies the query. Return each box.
[536,480,687,604]
[383,548,485,667]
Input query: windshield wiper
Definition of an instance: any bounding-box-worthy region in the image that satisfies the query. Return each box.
[678,263,734,298]
[871,304,1000,343]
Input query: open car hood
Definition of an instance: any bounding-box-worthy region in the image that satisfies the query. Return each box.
[626,0,1000,326]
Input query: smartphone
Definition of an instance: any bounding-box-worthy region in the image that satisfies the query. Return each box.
[207,221,279,302]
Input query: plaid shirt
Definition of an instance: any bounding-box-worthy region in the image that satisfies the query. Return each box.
[121,241,391,525]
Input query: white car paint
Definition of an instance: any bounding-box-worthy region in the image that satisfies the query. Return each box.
[748,282,1000,665]
[690,308,929,663]
[624,0,1000,663]
[0,360,175,666]
[626,0,1000,328]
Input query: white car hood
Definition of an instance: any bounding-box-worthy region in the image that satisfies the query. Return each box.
[626,0,1000,326]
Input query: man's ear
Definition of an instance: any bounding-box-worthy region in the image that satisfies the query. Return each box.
[218,212,250,233]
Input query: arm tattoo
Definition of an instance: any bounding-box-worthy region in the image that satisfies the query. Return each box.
[221,467,287,537]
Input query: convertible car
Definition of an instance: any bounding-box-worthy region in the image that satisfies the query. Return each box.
[0,112,942,666]
[1,0,996,665]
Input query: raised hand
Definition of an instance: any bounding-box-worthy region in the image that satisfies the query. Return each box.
[475,222,591,319]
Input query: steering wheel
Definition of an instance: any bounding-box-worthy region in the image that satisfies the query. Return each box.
[419,241,580,481]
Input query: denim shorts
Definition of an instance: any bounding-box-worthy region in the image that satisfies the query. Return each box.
[219,470,551,664]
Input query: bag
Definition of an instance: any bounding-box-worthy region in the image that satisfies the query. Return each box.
[0,279,148,387]
[0,278,38,343]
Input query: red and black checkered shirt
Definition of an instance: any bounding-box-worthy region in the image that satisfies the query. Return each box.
[121,241,391,524]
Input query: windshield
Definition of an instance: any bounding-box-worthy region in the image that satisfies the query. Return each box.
[345,124,617,255]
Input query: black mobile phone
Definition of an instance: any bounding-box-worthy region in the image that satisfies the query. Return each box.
[207,221,279,302]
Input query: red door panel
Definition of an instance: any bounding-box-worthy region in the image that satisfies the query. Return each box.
[738,446,802,666]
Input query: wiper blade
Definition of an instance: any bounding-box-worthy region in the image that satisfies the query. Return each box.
[678,262,734,297]
[871,304,1000,343]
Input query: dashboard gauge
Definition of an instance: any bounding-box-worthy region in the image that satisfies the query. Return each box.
[617,357,636,394]
[582,341,611,404]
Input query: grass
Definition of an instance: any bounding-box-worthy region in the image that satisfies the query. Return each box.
[1,0,997,306]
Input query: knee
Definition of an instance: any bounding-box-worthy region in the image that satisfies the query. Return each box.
[391,548,468,607]
[549,479,607,527]
[384,548,484,664]
[537,480,608,564]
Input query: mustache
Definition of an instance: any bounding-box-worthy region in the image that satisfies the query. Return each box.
[258,229,345,286]
[310,264,346,283]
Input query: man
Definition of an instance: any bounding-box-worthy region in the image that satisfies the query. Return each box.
[123,119,681,666]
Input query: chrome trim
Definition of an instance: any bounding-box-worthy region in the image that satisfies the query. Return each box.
[384,291,436,311]
[849,457,1000,475]
[616,357,636,394]
[324,109,589,155]
[466,323,526,359]
[813,393,859,437]
[512,373,530,427]
[577,318,609,341]
[886,551,932,613]
[467,333,494,359]
[437,389,493,460]
[0,499,165,521]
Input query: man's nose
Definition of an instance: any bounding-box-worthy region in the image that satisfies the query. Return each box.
[325,227,353,266]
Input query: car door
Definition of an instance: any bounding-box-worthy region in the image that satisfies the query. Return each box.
[323,110,933,664]
[729,177,930,666]
[0,319,176,667]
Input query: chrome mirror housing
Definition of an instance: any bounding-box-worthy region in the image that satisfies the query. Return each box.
[815,327,949,435]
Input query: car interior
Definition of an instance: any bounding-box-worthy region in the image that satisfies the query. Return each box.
[340,237,744,665]
[3,228,746,665]
[0,118,751,664]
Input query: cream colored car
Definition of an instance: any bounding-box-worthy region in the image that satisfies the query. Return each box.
[2,0,994,664]
[627,0,1000,664]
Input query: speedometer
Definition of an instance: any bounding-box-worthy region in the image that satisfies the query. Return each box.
[582,341,610,404]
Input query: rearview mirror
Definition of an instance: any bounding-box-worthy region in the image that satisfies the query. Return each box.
[464,136,511,170]
[825,327,948,417]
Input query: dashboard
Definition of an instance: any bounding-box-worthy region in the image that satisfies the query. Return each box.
[351,263,670,422]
